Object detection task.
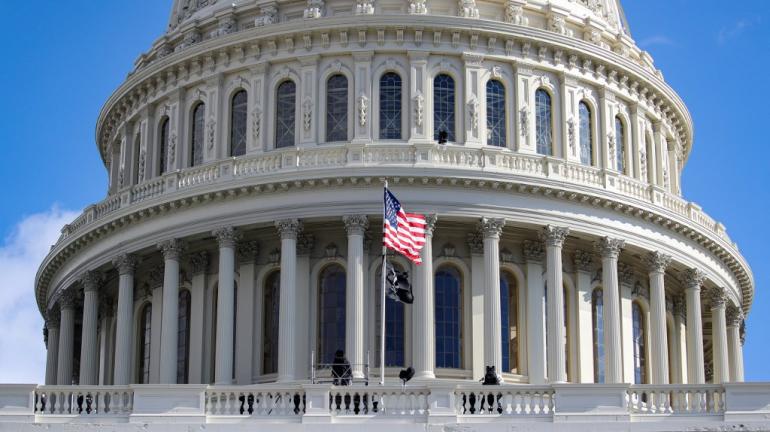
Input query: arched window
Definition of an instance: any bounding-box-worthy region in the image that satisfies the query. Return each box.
[435,266,462,369]
[486,80,506,147]
[138,303,152,384]
[579,102,593,165]
[158,117,170,176]
[326,74,349,142]
[230,90,248,157]
[632,302,647,384]
[318,264,346,364]
[592,288,605,383]
[191,103,205,166]
[133,133,141,184]
[263,271,280,374]
[275,81,296,148]
[500,271,518,373]
[615,116,626,174]
[433,74,456,142]
[379,73,402,139]
[177,290,191,384]
[375,264,406,367]
[535,89,553,156]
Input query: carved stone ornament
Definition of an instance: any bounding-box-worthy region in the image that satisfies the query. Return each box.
[607,133,616,167]
[617,262,635,286]
[46,306,61,329]
[567,117,576,154]
[573,250,593,272]
[355,0,374,15]
[325,243,339,258]
[58,288,80,310]
[268,248,281,264]
[213,226,241,248]
[207,118,216,151]
[522,240,545,263]
[540,225,569,248]
[707,287,727,309]
[80,270,103,293]
[457,0,479,18]
[549,15,569,36]
[252,108,262,141]
[137,150,146,183]
[414,92,425,127]
[726,304,744,328]
[147,265,165,289]
[304,0,324,19]
[504,1,527,25]
[275,219,303,240]
[189,251,210,275]
[408,0,427,14]
[644,251,672,274]
[237,241,260,263]
[302,97,313,131]
[297,233,316,255]
[467,231,483,255]
[640,151,648,179]
[255,5,278,26]
[169,132,177,165]
[118,167,125,189]
[595,237,625,259]
[683,268,706,289]
[672,295,686,319]
[343,215,370,235]
[519,106,529,137]
[112,253,138,276]
[158,238,186,260]
[442,243,456,257]
[468,98,480,134]
[424,214,438,236]
[357,94,369,127]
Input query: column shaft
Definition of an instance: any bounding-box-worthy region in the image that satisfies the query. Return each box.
[113,254,136,385]
[158,239,185,384]
[481,219,505,376]
[44,313,60,385]
[597,237,625,384]
[276,220,300,383]
[56,293,77,385]
[684,269,706,384]
[646,252,671,384]
[79,272,101,385]
[344,215,368,379]
[188,252,209,384]
[236,243,258,385]
[709,289,729,384]
[213,228,238,385]
[543,226,568,383]
[573,251,594,383]
[726,304,745,382]
[523,241,546,384]
[413,215,436,379]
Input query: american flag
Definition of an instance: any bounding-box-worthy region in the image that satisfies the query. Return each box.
[383,187,426,265]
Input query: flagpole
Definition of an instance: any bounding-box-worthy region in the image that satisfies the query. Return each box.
[380,180,388,386]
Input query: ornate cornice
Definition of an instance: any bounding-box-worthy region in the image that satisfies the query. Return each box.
[275,219,303,240]
[644,251,672,274]
[113,253,138,276]
[595,236,625,259]
[522,240,545,263]
[158,238,186,260]
[213,226,241,248]
[479,217,506,240]
[573,250,593,272]
[343,215,370,236]
[540,225,569,248]
[189,251,210,275]
[683,268,706,290]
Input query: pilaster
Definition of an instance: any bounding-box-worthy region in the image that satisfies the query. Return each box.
[249,64,268,153]
[413,214,436,379]
[299,56,320,146]
[236,241,259,384]
[352,52,374,143]
[408,52,430,143]
[188,251,209,384]
[573,250,594,383]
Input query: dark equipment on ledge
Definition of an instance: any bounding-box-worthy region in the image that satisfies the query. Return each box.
[386,265,414,304]
[438,130,448,144]
[399,367,415,387]
[481,366,501,385]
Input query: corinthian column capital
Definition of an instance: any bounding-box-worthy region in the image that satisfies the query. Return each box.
[158,238,186,260]
[275,219,303,240]
[683,268,706,290]
[213,226,241,248]
[80,270,103,293]
[58,287,80,310]
[644,251,672,274]
[595,236,625,259]
[541,225,570,248]
[45,306,60,329]
[707,287,727,309]
[478,217,505,239]
[343,215,370,235]
[726,304,744,328]
[424,214,438,237]
[112,253,138,276]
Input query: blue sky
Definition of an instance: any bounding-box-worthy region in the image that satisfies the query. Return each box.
[0,1,767,382]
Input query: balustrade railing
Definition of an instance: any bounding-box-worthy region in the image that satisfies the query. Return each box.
[34,386,132,416]
[627,384,725,415]
[205,386,305,417]
[329,386,429,417]
[455,386,554,416]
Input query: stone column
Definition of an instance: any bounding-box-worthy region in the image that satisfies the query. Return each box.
[112,254,137,385]
[523,240,546,384]
[726,304,745,382]
[56,289,78,385]
[343,215,369,379]
[467,231,485,380]
[480,218,505,376]
[644,251,672,384]
[618,263,635,383]
[295,234,315,380]
[44,307,60,385]
[213,227,240,385]
[672,296,688,383]
[596,237,625,384]
[573,251,595,383]
[683,269,706,384]
[188,252,209,384]
[708,288,729,384]
[98,297,114,385]
[158,239,186,384]
[413,215,437,379]
[275,219,302,383]
[235,241,259,385]
[542,226,569,383]
[79,271,102,385]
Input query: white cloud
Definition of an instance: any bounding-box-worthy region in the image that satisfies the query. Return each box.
[638,35,675,49]
[718,17,761,45]
[0,206,78,383]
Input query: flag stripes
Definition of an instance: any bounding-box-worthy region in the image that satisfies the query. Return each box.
[383,187,426,265]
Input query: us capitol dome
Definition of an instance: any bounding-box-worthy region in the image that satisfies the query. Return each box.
[1,0,767,430]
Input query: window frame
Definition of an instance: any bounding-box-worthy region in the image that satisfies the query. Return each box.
[486,79,507,147]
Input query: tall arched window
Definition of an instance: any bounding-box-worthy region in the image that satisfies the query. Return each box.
[486,80,506,147]
[191,103,205,166]
[158,117,170,176]
[579,102,593,165]
[275,81,296,148]
[326,74,349,142]
[535,89,553,155]
[230,90,248,157]
[177,290,191,384]
[500,271,518,373]
[379,72,402,139]
[376,264,406,367]
[263,271,280,374]
[433,74,456,142]
[435,266,462,369]
[615,116,626,174]
[592,288,605,383]
[632,302,647,384]
[138,303,152,384]
[318,264,346,364]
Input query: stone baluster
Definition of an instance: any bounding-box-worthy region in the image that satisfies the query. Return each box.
[343,215,369,379]
[413,215,437,379]
[275,219,302,383]
[726,304,745,382]
[44,307,60,385]
[644,251,672,384]
[112,254,137,385]
[595,237,625,384]
[158,239,186,384]
[542,225,570,383]
[523,240,546,384]
[56,288,79,385]
[480,218,505,376]
[708,287,729,384]
[79,271,102,385]
[683,268,706,384]
[213,227,240,385]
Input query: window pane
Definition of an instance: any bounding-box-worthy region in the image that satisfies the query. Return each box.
[230,90,248,157]
[139,304,152,384]
[177,290,191,384]
[500,272,517,373]
[276,81,296,148]
[435,267,461,369]
[326,75,348,142]
[433,74,456,142]
[263,271,280,374]
[379,73,402,139]
[159,117,169,175]
[579,102,593,165]
[535,89,553,155]
[615,117,625,174]
[486,80,506,147]
[319,264,346,364]
[632,302,647,384]
[191,103,205,166]
[592,288,605,383]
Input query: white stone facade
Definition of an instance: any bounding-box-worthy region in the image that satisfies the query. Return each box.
[1,0,768,430]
